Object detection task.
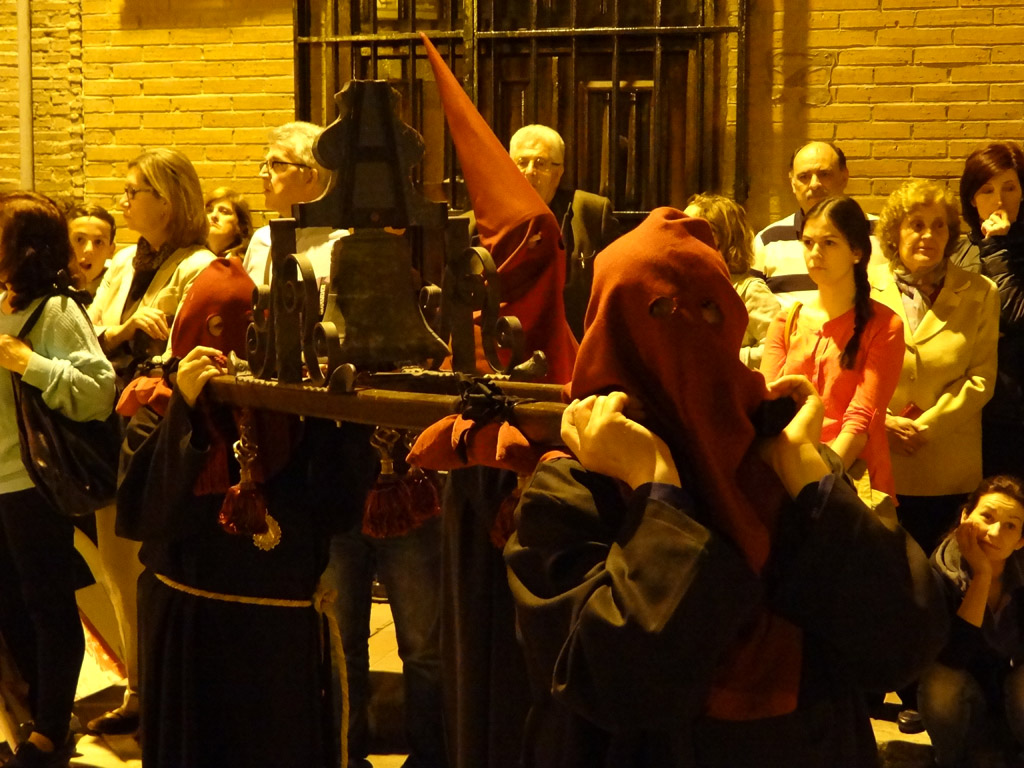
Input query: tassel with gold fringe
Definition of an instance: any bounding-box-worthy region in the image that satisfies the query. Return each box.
[361,428,442,538]
[218,408,281,551]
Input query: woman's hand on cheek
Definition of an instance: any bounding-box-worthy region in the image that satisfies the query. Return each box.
[982,210,1011,238]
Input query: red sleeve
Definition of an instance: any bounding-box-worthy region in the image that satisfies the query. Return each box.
[760,311,789,383]
[838,306,904,438]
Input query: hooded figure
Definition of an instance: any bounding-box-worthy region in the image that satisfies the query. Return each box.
[408,34,578,768]
[504,207,947,768]
[115,255,375,768]
[421,32,577,384]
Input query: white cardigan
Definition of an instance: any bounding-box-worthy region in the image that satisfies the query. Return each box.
[90,243,216,356]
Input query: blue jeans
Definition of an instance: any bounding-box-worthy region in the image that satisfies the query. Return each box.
[324,517,447,768]
[919,661,1024,767]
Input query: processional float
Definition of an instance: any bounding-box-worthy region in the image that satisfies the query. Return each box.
[207,77,565,444]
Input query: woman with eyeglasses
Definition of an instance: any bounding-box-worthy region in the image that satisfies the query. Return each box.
[84,147,214,740]
[90,148,215,382]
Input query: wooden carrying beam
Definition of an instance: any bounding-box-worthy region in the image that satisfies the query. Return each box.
[206,376,567,446]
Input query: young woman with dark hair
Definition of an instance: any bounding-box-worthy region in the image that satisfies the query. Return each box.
[919,474,1024,768]
[953,141,1024,479]
[762,195,904,498]
[0,192,116,768]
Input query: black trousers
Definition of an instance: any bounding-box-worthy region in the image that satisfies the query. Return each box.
[0,487,84,745]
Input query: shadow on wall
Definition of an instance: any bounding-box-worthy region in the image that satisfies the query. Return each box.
[121,0,287,27]
[745,0,809,230]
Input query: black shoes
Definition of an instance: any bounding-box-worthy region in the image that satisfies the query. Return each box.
[897,708,925,734]
[85,709,139,736]
[5,740,72,768]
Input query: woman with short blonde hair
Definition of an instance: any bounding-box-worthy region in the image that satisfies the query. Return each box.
[129,147,208,251]
[684,192,780,370]
[83,149,216,738]
[877,180,961,266]
[870,179,999,555]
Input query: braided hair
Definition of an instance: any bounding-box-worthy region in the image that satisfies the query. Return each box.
[802,196,874,370]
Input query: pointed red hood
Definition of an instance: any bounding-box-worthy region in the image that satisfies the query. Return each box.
[421,32,577,383]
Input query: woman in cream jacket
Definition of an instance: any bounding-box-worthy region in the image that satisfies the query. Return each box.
[85,147,215,738]
[870,180,1000,556]
[90,148,215,381]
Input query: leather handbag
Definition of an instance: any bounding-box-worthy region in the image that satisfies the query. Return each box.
[10,295,120,518]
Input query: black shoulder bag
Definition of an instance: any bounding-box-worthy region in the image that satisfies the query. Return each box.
[10,295,121,517]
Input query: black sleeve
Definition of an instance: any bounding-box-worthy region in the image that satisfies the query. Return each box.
[938,615,990,670]
[979,244,1024,330]
[767,475,949,692]
[505,458,761,731]
[115,390,213,542]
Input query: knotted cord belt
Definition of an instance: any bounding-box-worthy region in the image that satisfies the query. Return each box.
[154,572,349,762]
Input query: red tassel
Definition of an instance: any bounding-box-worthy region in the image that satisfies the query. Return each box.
[489,483,522,549]
[217,409,280,550]
[361,473,417,538]
[405,467,441,520]
[218,482,270,536]
[362,431,443,539]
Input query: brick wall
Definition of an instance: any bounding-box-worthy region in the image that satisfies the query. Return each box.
[81,0,296,244]
[5,2,1024,240]
[744,0,1024,231]
[4,0,295,245]
[0,0,85,200]
[0,0,19,193]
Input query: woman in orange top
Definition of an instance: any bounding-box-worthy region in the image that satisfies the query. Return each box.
[762,196,904,498]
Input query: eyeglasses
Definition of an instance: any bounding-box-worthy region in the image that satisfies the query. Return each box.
[512,156,562,173]
[259,159,310,174]
[122,185,157,201]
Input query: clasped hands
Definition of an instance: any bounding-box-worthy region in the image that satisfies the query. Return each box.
[560,375,828,498]
[176,345,228,407]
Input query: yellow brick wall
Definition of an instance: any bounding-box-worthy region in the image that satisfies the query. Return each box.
[0,0,85,199]
[0,0,19,193]
[6,2,1024,240]
[3,0,295,245]
[81,1,295,244]
[744,0,1024,231]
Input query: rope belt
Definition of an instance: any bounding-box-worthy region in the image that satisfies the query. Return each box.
[154,571,349,761]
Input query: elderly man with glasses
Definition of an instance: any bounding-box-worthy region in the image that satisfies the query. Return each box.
[508,125,619,339]
[242,121,341,287]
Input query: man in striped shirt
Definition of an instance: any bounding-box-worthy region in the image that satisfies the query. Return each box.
[753,141,852,310]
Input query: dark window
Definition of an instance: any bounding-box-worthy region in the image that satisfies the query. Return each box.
[295,0,749,220]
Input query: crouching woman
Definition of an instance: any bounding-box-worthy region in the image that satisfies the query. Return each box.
[919,475,1024,768]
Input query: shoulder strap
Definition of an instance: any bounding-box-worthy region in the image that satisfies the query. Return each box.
[15,291,91,340]
[15,297,51,340]
[783,301,802,352]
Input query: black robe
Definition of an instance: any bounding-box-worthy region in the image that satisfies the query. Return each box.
[505,458,949,768]
[117,393,373,768]
[440,466,532,768]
